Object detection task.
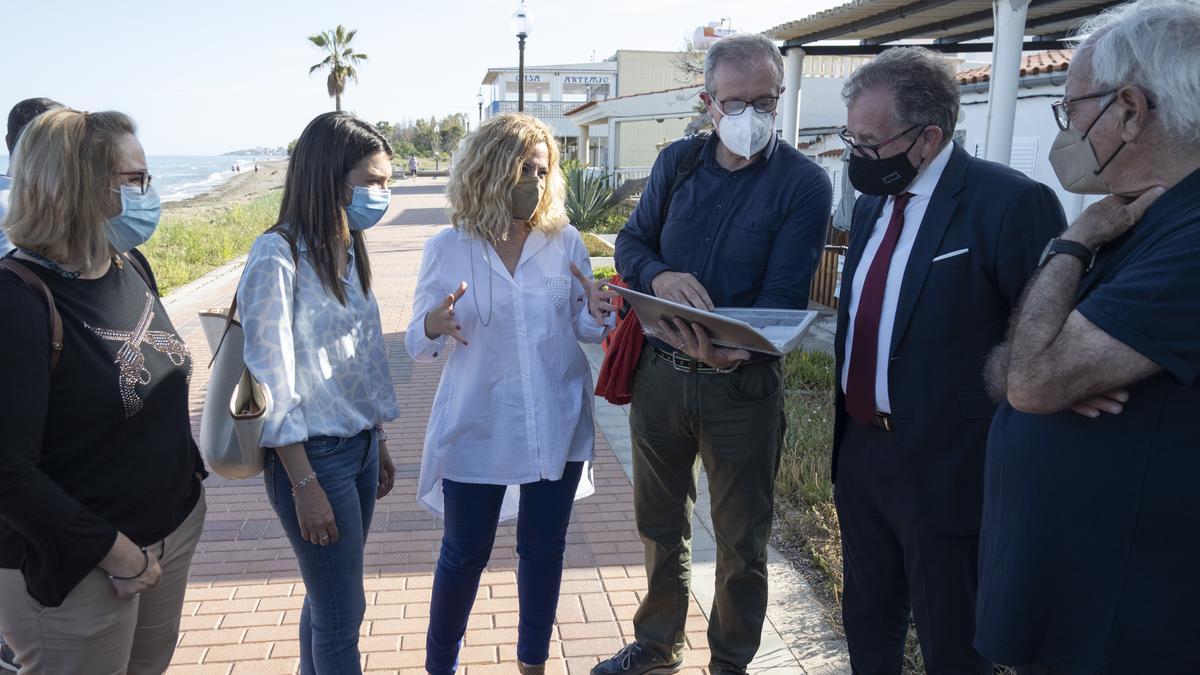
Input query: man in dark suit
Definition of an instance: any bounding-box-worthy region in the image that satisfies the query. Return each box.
[832,47,1065,674]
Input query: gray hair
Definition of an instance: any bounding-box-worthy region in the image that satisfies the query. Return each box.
[841,46,960,143]
[1073,0,1200,145]
[704,34,784,96]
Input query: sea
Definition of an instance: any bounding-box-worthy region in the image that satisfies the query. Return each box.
[0,154,275,203]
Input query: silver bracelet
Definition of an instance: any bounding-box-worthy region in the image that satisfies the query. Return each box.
[291,471,317,495]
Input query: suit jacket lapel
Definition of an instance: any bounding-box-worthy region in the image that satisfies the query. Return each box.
[888,145,968,357]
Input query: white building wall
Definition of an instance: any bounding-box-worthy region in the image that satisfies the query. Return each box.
[960,83,1101,222]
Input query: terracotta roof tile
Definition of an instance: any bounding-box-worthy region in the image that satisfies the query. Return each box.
[957,49,1073,84]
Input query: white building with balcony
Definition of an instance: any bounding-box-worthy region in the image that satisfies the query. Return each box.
[481,61,617,162]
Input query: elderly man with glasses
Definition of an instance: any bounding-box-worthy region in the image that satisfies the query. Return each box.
[977,1,1200,673]
[831,46,1066,674]
[596,33,831,675]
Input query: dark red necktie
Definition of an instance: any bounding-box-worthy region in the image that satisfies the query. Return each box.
[845,192,913,426]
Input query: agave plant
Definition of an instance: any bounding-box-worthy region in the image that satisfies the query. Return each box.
[564,163,615,230]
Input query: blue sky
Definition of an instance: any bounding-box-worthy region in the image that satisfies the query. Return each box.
[2,0,839,155]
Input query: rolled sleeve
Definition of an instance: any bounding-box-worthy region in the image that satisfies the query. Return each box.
[238,235,307,447]
[1075,227,1200,386]
[569,230,614,343]
[406,236,451,362]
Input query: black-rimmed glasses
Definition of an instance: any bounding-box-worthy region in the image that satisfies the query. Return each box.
[1050,89,1117,131]
[838,124,924,160]
[116,170,153,195]
[711,94,780,116]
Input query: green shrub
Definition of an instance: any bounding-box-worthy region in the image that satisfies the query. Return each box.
[141,190,283,296]
[564,164,616,230]
[592,265,616,281]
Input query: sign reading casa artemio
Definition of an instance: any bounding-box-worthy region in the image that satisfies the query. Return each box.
[563,76,611,84]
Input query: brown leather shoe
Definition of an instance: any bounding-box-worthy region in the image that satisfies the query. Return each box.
[518,661,546,675]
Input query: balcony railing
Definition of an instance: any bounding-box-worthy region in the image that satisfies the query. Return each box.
[488,100,584,121]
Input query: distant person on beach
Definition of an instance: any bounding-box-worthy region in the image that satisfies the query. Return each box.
[1,97,63,257]
[0,108,207,675]
[406,113,615,675]
[408,153,419,179]
[238,111,399,674]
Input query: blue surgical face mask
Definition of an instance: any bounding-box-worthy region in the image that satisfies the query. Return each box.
[345,185,390,231]
[106,185,161,253]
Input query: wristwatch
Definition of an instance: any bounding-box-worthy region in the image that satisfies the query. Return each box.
[1038,238,1095,271]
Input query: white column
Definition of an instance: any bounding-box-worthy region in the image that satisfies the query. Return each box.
[984,0,1031,164]
[781,47,806,146]
[607,121,619,170]
[578,124,591,166]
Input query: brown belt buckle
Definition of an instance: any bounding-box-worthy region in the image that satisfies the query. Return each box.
[873,412,894,432]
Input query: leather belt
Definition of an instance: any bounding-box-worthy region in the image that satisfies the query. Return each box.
[652,346,723,374]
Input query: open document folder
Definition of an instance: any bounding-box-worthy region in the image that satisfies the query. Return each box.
[610,285,819,356]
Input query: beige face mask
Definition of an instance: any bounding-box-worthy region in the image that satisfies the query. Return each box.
[510,174,544,221]
[1048,124,1115,195]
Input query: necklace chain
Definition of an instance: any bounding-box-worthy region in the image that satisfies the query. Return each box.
[17,248,83,279]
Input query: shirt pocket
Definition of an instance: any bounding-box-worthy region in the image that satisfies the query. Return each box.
[543,275,572,311]
[727,210,783,265]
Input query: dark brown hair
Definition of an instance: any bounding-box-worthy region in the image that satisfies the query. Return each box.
[273,111,392,304]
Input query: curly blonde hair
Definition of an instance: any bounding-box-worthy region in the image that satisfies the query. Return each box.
[445,113,568,244]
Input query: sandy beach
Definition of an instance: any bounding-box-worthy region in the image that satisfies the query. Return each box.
[162,159,288,219]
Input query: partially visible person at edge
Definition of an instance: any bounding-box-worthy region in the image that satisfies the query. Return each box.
[595,34,831,675]
[0,95,60,675]
[238,111,400,674]
[0,109,207,674]
[978,1,1200,673]
[0,97,63,256]
[831,46,1065,675]
[406,113,615,675]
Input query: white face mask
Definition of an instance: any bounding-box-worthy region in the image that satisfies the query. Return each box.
[716,109,775,160]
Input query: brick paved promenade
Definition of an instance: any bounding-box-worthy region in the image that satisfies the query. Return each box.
[160,178,847,674]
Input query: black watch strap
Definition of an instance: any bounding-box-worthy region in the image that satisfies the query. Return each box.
[1040,238,1095,270]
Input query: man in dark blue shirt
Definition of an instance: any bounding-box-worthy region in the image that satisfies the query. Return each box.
[978,2,1200,673]
[593,34,830,675]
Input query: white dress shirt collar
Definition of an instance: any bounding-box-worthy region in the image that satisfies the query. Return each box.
[903,141,955,200]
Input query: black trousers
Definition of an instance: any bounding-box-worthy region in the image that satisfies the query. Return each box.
[834,422,990,675]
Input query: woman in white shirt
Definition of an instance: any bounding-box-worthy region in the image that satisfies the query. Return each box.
[407,113,615,675]
[239,112,400,674]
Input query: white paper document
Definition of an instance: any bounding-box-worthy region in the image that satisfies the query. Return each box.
[611,285,818,356]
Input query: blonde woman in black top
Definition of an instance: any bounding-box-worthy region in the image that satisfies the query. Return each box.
[0,109,206,674]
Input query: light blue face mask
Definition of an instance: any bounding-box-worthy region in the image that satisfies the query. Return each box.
[345,185,390,231]
[106,185,161,253]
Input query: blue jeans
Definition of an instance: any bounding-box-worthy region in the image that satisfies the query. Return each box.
[265,429,379,675]
[425,462,584,674]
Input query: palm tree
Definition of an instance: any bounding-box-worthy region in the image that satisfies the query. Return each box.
[308,25,368,112]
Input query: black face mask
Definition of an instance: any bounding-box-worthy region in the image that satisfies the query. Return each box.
[847,132,923,196]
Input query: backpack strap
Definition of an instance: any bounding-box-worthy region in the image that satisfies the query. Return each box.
[0,258,64,373]
[657,133,709,229]
[121,250,158,296]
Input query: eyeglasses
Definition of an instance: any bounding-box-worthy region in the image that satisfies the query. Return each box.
[838,124,925,160]
[116,170,153,195]
[1050,89,1116,131]
[710,94,779,116]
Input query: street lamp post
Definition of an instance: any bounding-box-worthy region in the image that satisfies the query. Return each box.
[511,1,533,113]
[476,89,484,123]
